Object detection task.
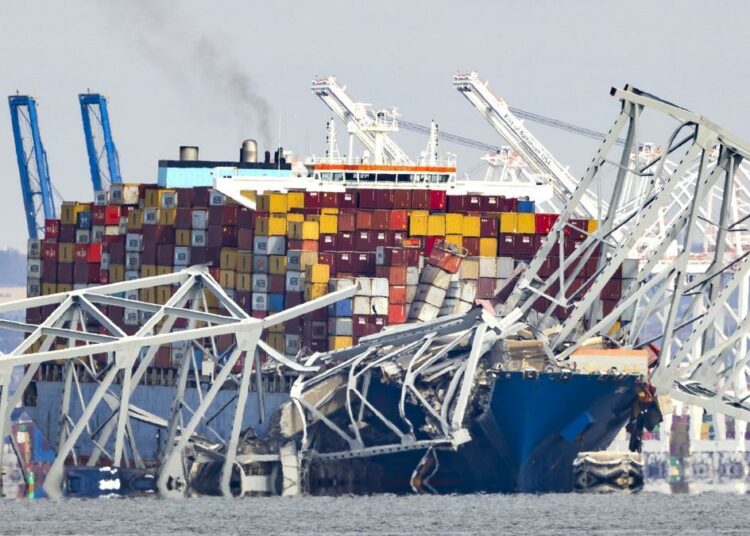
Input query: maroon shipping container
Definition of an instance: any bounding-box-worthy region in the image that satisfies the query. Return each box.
[190,247,208,264]
[319,234,337,252]
[177,188,195,208]
[337,232,354,251]
[372,210,390,231]
[517,235,536,256]
[109,242,126,264]
[340,191,357,209]
[60,224,76,242]
[411,190,430,210]
[498,197,518,212]
[352,315,378,338]
[463,237,480,257]
[57,263,74,284]
[392,189,411,209]
[142,225,175,245]
[337,252,354,272]
[237,228,254,251]
[42,241,58,261]
[223,205,241,226]
[353,252,375,274]
[286,291,304,308]
[321,191,339,208]
[284,316,302,334]
[142,243,157,264]
[355,231,372,251]
[480,215,499,237]
[477,277,497,299]
[92,206,106,226]
[238,207,254,228]
[464,194,483,212]
[74,263,100,284]
[538,256,560,277]
[355,211,373,230]
[357,189,377,209]
[235,290,251,312]
[447,195,465,212]
[192,187,210,207]
[565,218,589,240]
[391,231,407,247]
[563,236,585,255]
[304,191,322,209]
[269,274,285,293]
[498,234,517,256]
[374,189,393,209]
[287,239,303,251]
[157,244,175,265]
[429,190,446,211]
[317,252,336,274]
[338,211,356,232]
[175,208,192,229]
[42,260,58,282]
[482,195,501,212]
[600,279,622,301]
[372,231,390,248]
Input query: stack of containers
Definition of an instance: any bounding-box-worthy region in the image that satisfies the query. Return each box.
[351,277,389,343]
[409,240,465,322]
[327,277,354,350]
[375,245,420,325]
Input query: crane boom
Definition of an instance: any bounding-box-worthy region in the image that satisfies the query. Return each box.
[311,76,413,165]
[453,71,601,218]
[8,95,57,239]
[79,93,122,193]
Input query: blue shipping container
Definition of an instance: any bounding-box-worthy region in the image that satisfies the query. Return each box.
[268,293,285,312]
[518,200,535,213]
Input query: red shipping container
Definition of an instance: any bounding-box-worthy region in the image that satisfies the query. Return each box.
[355,231,372,251]
[464,194,483,212]
[175,208,192,229]
[337,232,354,251]
[411,190,430,210]
[340,191,357,209]
[463,237,480,257]
[482,195,501,212]
[480,215,499,237]
[392,190,411,209]
[42,241,58,261]
[319,234,337,252]
[372,231,390,248]
[388,303,408,324]
[304,191,322,209]
[337,252,354,272]
[535,214,558,234]
[104,205,121,225]
[321,192,339,208]
[388,210,408,231]
[355,211,373,230]
[427,246,462,274]
[429,190,447,211]
[387,266,407,286]
[317,252,336,274]
[499,197,518,212]
[287,239,303,251]
[87,243,103,263]
[389,285,407,304]
[447,195,465,212]
[92,206,106,226]
[424,236,440,256]
[372,210,390,231]
[74,244,89,262]
[269,274,285,293]
[338,211,356,232]
[374,189,393,209]
[357,189,377,209]
[208,267,221,281]
[60,225,75,242]
[301,240,318,252]
[44,219,60,240]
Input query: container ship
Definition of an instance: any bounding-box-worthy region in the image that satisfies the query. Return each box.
[16,75,655,496]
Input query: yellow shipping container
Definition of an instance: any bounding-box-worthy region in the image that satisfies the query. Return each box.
[445,234,463,249]
[302,221,320,240]
[321,207,339,215]
[127,209,142,230]
[60,203,77,225]
[240,190,256,204]
[500,212,519,234]
[409,211,428,236]
[304,282,328,300]
[306,263,330,284]
[427,214,446,236]
[329,336,354,350]
[256,194,270,212]
[300,251,318,269]
[236,273,251,291]
[287,213,304,223]
[268,333,285,353]
[220,270,236,289]
[255,217,269,236]
[57,283,73,293]
[140,265,157,278]
[158,208,176,226]
[268,216,287,236]
[517,213,536,234]
[269,255,287,274]
[287,191,305,210]
[269,193,288,213]
[220,248,238,270]
[268,322,285,334]
[237,252,253,273]
[42,283,57,295]
[144,189,159,208]
[140,287,155,303]
[445,213,464,235]
[109,264,125,283]
[287,221,303,239]
[479,238,498,257]
[462,216,481,237]
[157,265,172,276]
[588,219,599,233]
[320,214,338,234]
[156,286,172,305]
[176,229,191,246]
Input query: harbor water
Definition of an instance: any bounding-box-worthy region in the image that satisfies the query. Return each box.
[2,493,749,535]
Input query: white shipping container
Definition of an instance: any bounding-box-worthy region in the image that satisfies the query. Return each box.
[100,252,110,270]
[94,190,107,206]
[498,257,515,279]
[161,191,177,208]
[267,236,286,256]
[253,255,268,273]
[375,246,386,265]
[209,190,226,206]
[123,309,140,326]
[253,236,269,255]
[174,247,190,266]
[125,252,141,270]
[125,290,139,301]
[285,271,305,292]
[355,277,372,296]
[109,184,139,205]
[27,239,41,259]
[420,265,452,290]
[406,267,420,286]
[459,281,477,303]
[252,274,269,292]
[76,230,91,244]
[455,300,473,314]
[406,284,418,305]
[446,281,462,299]
[328,317,353,337]
[409,301,440,323]
[91,225,104,243]
[252,292,268,311]
[27,277,41,297]
[460,258,479,280]
[191,210,208,230]
[125,233,143,252]
[125,270,140,281]
[415,285,447,308]
[371,278,389,297]
[191,230,206,246]
[142,208,159,225]
[286,250,302,271]
[27,259,42,278]
[352,296,371,315]
[284,334,301,356]
[370,297,389,315]
[439,297,459,316]
[622,259,638,279]
[478,257,498,278]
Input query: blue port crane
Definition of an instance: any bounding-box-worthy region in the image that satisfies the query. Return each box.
[79,93,122,193]
[8,95,57,239]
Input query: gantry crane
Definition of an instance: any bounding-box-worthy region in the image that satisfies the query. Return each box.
[453,71,602,218]
[311,76,413,165]
[79,93,122,193]
[8,95,57,239]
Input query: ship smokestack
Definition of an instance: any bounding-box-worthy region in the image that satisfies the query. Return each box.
[179,146,199,161]
[240,139,258,163]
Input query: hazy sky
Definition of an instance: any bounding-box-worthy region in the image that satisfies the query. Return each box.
[2,0,748,250]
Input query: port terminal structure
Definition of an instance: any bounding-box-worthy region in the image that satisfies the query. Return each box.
[2,80,750,496]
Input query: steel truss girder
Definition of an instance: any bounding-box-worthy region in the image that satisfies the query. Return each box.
[0,265,356,499]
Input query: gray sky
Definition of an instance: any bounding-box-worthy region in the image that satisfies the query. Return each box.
[2,0,748,250]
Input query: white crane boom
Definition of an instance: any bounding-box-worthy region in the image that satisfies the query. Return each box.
[311,76,413,165]
[453,71,600,218]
